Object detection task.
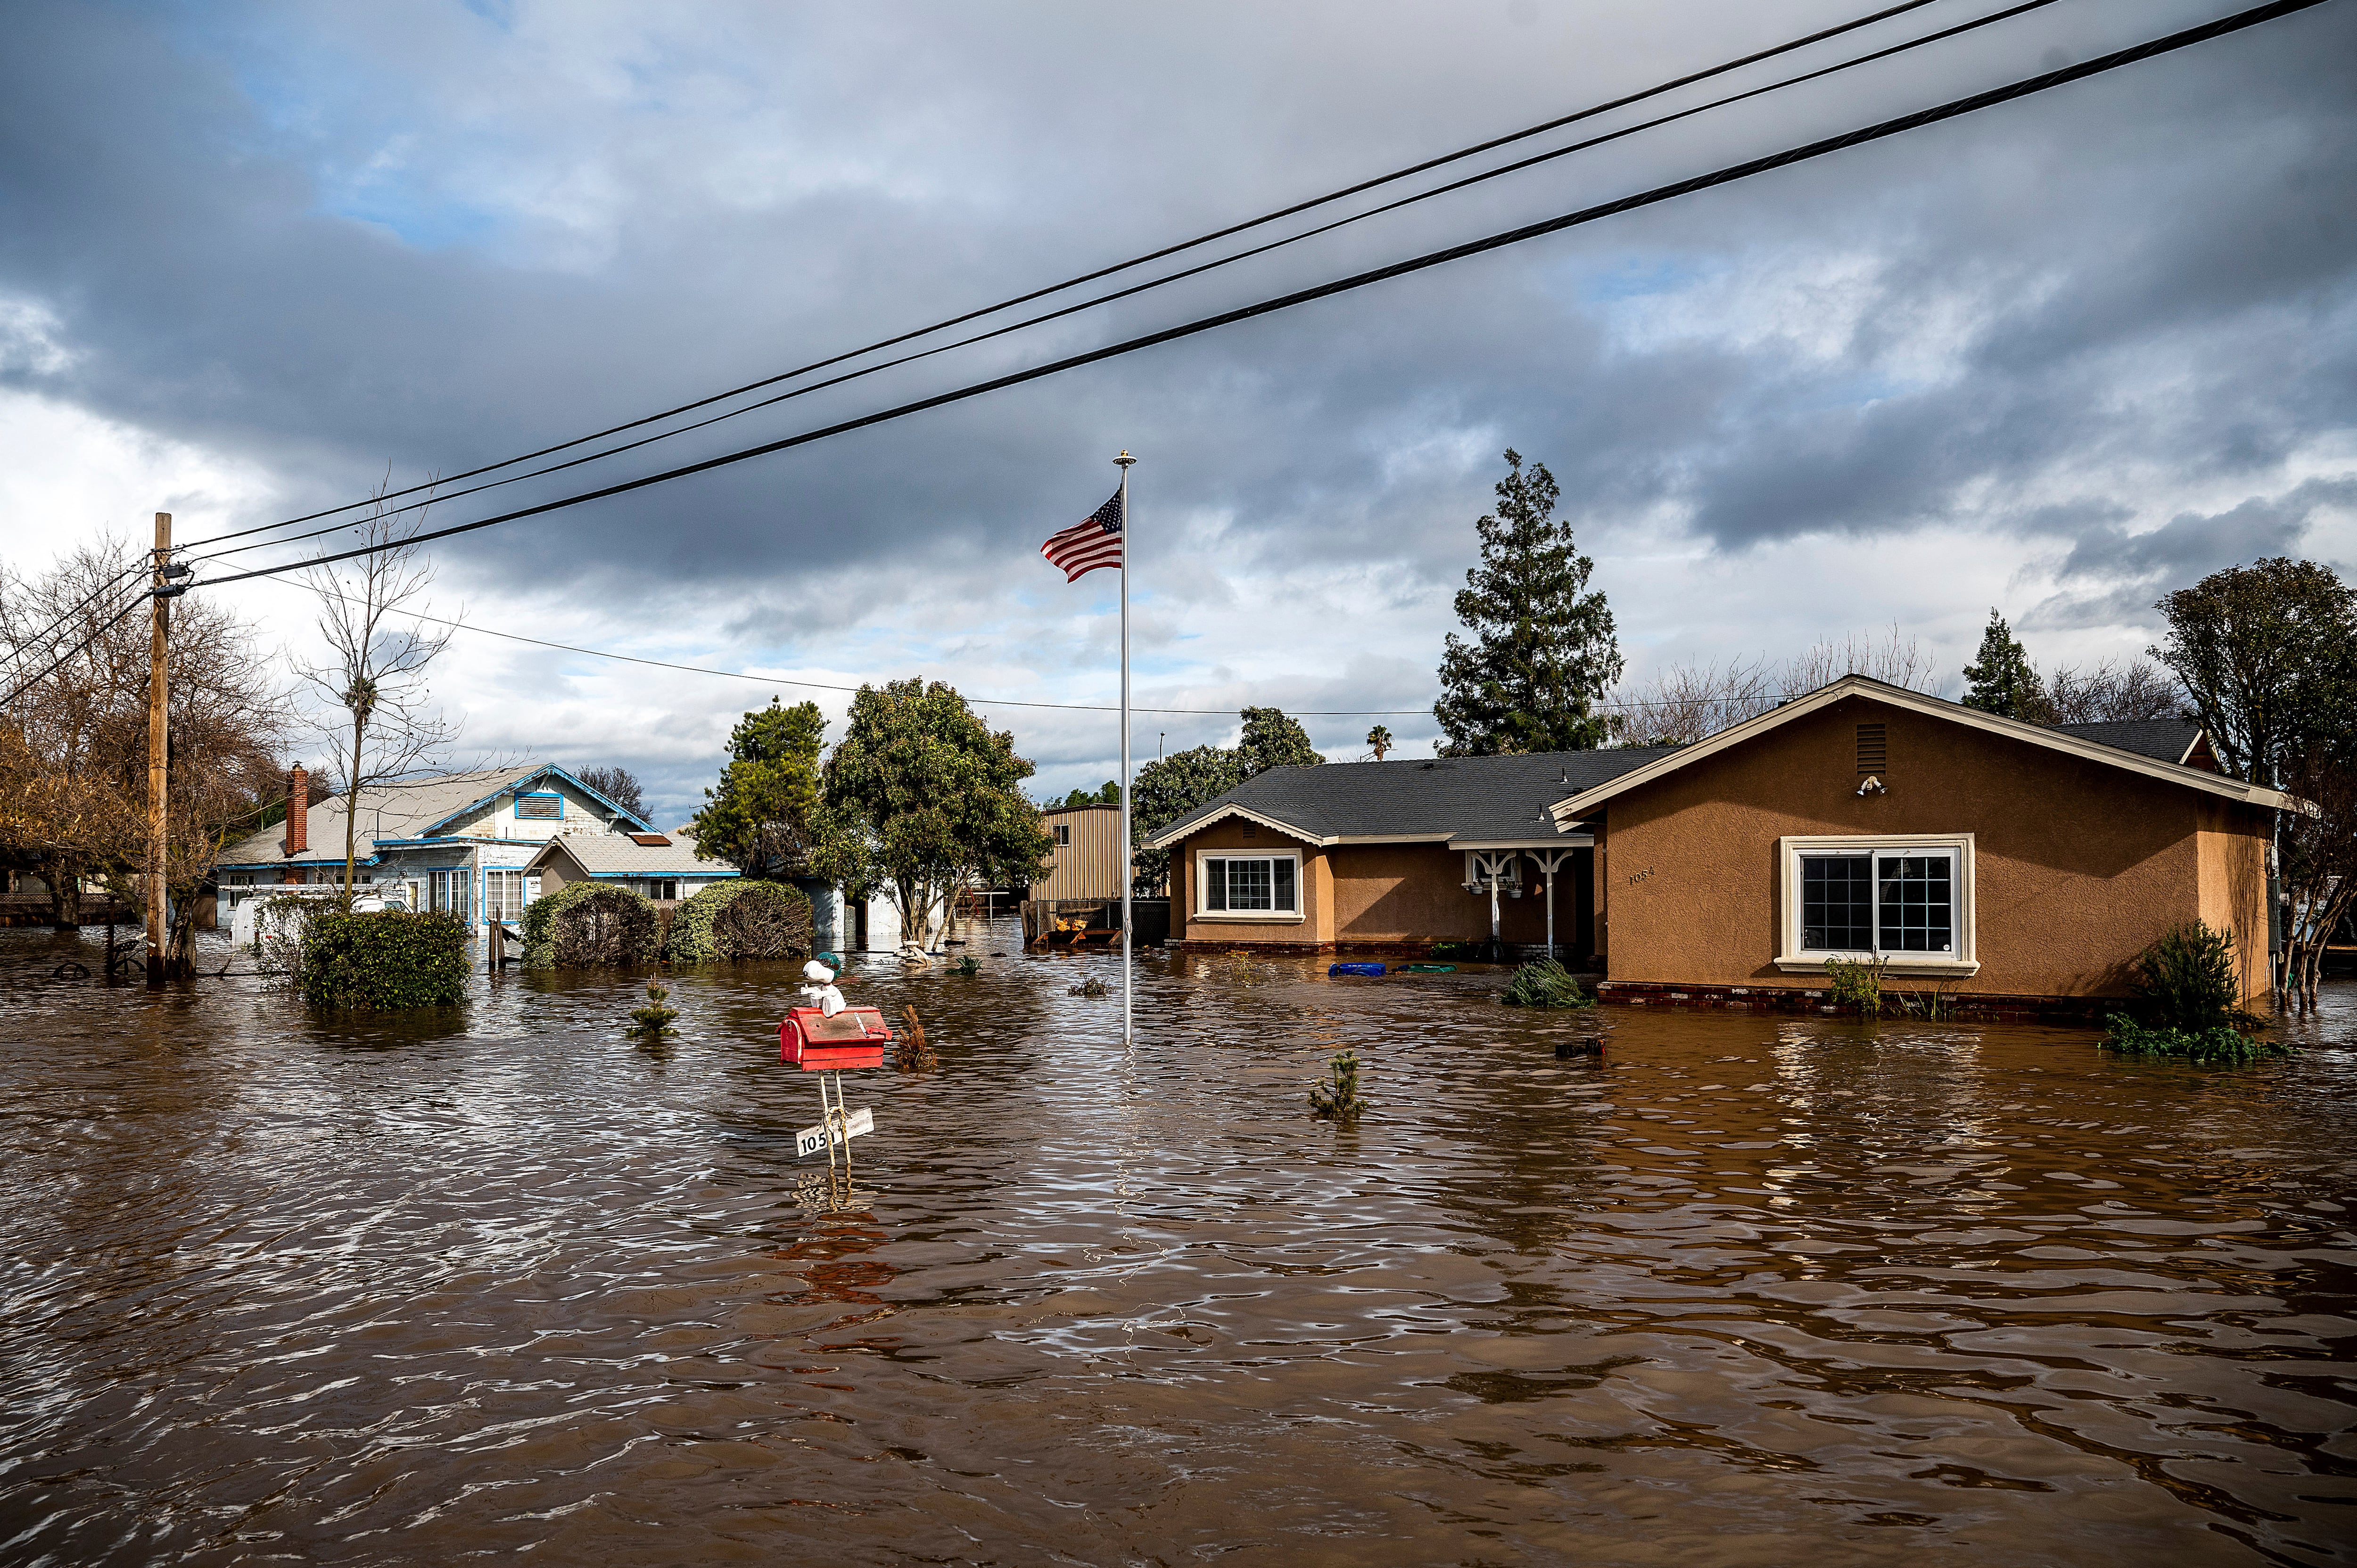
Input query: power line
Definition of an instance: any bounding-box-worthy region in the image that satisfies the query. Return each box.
[185,0,2071,570]
[0,559,144,683]
[0,586,154,711]
[323,596,1863,717]
[191,0,2326,596]
[176,0,1950,553]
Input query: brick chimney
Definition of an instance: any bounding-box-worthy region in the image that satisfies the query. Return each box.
[285,763,309,857]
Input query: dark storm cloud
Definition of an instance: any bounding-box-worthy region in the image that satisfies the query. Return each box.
[1,0,2352,639]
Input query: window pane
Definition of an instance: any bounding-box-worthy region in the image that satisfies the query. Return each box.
[1229,857,1272,910]
[1272,858,1296,912]
[1801,855,1872,950]
[1877,854,1953,952]
[1203,859,1227,912]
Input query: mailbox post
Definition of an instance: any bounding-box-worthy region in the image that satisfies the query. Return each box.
[780,1005,892,1179]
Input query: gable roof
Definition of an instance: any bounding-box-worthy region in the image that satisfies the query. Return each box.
[1547,676,2292,824]
[1146,747,1675,851]
[217,763,654,867]
[2050,718,2206,767]
[419,763,654,837]
[526,831,732,878]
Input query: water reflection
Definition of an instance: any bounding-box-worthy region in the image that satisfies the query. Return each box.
[0,921,2351,1566]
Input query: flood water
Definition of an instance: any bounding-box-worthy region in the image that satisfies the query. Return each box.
[2,920,2353,1567]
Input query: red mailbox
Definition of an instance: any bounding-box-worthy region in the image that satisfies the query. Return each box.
[780,1005,892,1071]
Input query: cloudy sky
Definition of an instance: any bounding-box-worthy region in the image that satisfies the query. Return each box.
[3,0,2351,825]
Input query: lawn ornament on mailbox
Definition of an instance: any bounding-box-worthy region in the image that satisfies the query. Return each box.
[781,1004,892,1179]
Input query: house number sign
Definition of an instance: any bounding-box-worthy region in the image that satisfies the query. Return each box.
[1626,866,1655,886]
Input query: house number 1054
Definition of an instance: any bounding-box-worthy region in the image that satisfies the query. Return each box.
[1626,866,1654,885]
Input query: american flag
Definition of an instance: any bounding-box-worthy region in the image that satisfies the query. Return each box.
[1039,487,1125,582]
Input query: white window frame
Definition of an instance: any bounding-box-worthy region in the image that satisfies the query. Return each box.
[1775,833,1978,976]
[1193,849,1303,922]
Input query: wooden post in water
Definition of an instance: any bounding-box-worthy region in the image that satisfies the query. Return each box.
[145,512,170,988]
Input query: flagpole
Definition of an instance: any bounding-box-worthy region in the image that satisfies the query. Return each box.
[1115,449,1136,1049]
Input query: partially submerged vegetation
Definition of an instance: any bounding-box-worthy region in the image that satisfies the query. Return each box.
[2103,921,2282,1063]
[297,909,469,1011]
[1501,958,1593,1010]
[1309,1050,1368,1119]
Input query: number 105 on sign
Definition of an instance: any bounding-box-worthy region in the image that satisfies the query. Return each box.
[797,1107,874,1158]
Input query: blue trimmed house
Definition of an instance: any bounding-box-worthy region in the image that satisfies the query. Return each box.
[214,763,692,944]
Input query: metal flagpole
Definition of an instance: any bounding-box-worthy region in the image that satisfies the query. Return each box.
[1115,449,1136,1049]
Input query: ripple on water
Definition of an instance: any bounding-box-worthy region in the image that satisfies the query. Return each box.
[0,922,2353,1567]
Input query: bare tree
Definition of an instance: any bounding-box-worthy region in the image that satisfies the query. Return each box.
[1610,656,1779,747]
[1612,627,1939,747]
[2045,657,2182,724]
[290,486,457,905]
[2279,748,2357,1012]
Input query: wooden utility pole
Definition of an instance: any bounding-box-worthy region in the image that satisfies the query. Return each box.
[145,511,170,988]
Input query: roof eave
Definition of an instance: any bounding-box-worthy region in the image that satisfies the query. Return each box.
[1546,677,2297,821]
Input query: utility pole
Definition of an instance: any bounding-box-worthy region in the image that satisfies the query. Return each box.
[145,511,171,988]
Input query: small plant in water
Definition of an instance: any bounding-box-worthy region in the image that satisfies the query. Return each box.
[1308,1051,1368,1119]
[628,978,678,1037]
[953,955,981,977]
[1070,976,1108,997]
[1822,955,1887,1017]
[1227,950,1255,985]
[1500,959,1593,1009]
[2102,921,2276,1063]
[897,1004,939,1070]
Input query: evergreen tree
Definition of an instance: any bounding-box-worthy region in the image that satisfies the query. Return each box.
[1237,706,1324,774]
[1433,450,1622,754]
[689,699,826,878]
[1960,610,2050,722]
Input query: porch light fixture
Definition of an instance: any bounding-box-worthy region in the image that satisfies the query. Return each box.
[1856,774,1886,796]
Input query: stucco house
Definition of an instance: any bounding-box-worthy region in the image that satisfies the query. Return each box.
[215,763,658,939]
[1147,676,2291,1015]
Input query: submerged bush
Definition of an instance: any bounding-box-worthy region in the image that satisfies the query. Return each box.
[298,909,469,1011]
[2126,921,2255,1034]
[1501,958,1593,1009]
[523,882,661,969]
[1823,955,1886,1017]
[1309,1050,1368,1119]
[2102,1014,2283,1063]
[665,879,812,963]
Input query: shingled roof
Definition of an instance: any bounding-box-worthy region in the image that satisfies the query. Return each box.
[527,832,731,878]
[2049,719,2205,766]
[1146,747,1673,850]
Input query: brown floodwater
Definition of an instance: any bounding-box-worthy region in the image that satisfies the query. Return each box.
[2,920,2353,1567]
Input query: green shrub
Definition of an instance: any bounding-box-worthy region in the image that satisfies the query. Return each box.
[522,881,661,969]
[1309,1050,1368,1119]
[1824,954,1886,1017]
[1501,958,1593,1009]
[665,879,813,963]
[298,909,470,1011]
[2102,1014,2284,1063]
[2126,921,2256,1033]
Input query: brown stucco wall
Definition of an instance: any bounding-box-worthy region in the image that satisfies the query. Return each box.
[1172,820,1327,947]
[1170,830,1585,950]
[1598,695,2272,1004]
[2195,794,2275,1002]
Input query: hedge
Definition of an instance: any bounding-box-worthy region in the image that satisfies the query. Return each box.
[523,882,662,969]
[667,879,814,964]
[298,909,470,1011]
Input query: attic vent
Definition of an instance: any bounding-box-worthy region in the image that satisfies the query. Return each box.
[1241,822,1258,840]
[1856,723,1887,776]
[629,832,671,847]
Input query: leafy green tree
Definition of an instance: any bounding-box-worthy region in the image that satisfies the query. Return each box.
[2151,558,2357,786]
[1960,609,2051,722]
[1058,780,1121,808]
[813,679,1053,949]
[1129,708,1324,891]
[1434,450,1622,755]
[689,699,826,878]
